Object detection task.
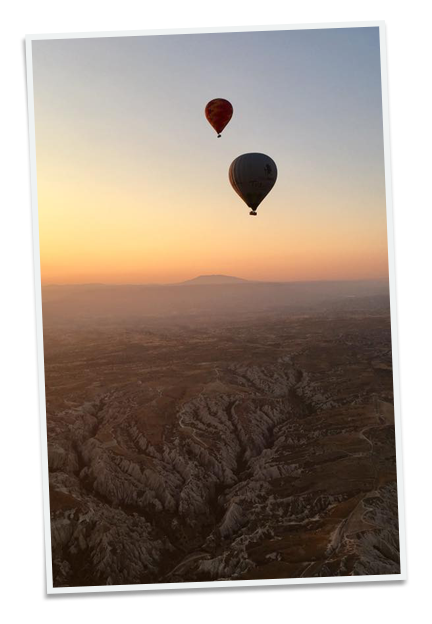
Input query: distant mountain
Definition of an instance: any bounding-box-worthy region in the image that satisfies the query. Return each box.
[41,278,390,327]
[180,275,249,285]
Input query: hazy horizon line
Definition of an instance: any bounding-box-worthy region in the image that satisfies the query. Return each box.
[41,275,390,287]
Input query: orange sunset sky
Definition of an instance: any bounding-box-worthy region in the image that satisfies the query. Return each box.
[32,28,389,284]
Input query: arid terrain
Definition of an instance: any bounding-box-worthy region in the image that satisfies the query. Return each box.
[43,278,400,586]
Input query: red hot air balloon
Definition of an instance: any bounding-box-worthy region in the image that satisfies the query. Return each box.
[205,98,233,137]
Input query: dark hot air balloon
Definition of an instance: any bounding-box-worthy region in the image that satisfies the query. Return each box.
[205,98,233,137]
[229,153,278,216]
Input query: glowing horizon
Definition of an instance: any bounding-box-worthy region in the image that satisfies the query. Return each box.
[32,28,388,285]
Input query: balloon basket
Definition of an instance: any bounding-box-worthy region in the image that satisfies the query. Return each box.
[249,211,257,216]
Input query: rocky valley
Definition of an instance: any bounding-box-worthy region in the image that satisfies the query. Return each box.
[42,280,400,587]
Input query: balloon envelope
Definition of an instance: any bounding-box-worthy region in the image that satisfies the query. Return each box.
[229,153,278,215]
[205,99,233,137]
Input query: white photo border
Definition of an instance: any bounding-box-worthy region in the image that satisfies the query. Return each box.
[25,19,407,594]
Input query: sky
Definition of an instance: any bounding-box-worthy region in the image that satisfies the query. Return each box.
[32,27,388,284]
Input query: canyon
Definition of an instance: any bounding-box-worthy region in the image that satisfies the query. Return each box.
[43,279,400,586]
